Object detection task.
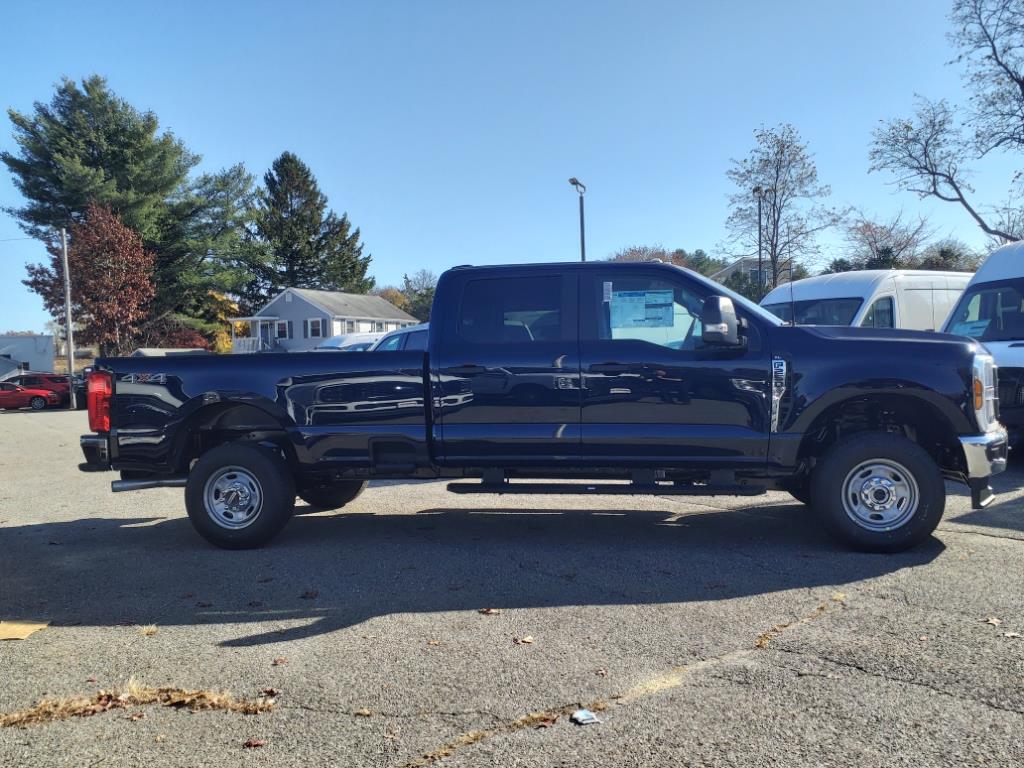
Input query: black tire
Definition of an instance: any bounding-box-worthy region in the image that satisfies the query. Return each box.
[184,443,295,549]
[298,480,367,511]
[810,431,945,553]
[29,396,46,410]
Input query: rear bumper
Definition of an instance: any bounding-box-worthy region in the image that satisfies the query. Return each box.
[959,426,1008,509]
[79,434,111,471]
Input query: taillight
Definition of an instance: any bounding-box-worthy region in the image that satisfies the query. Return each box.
[87,371,112,432]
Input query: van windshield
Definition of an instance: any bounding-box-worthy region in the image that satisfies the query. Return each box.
[945,278,1024,341]
[762,297,863,325]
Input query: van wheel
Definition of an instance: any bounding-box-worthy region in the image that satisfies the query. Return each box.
[298,480,367,511]
[185,443,295,549]
[810,432,944,553]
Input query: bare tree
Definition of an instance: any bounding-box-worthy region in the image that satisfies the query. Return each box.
[870,0,1024,243]
[844,210,934,268]
[726,124,841,289]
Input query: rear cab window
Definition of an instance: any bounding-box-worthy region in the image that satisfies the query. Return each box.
[457,275,571,344]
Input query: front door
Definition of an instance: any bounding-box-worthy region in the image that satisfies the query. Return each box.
[433,272,580,464]
[579,268,772,466]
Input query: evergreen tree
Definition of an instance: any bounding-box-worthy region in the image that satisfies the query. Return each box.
[1,75,196,240]
[251,152,373,304]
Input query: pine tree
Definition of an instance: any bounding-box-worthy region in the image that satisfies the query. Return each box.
[251,152,373,304]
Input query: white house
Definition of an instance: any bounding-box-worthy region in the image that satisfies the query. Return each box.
[230,288,419,353]
[0,334,54,378]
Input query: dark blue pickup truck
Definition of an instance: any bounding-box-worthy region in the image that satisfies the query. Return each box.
[80,261,1008,552]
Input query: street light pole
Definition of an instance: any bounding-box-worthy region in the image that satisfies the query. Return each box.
[569,178,586,262]
[59,227,76,410]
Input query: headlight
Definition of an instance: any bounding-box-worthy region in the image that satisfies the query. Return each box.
[972,353,997,431]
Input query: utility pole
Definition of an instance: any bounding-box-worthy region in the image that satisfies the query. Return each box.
[59,227,76,410]
[569,178,586,262]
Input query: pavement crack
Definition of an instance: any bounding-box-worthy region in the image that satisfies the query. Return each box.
[769,647,1024,718]
[937,526,1024,544]
[279,703,504,722]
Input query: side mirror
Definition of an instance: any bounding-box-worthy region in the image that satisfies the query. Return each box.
[702,296,740,346]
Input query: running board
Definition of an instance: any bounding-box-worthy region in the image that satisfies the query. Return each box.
[111,477,187,492]
[447,481,765,496]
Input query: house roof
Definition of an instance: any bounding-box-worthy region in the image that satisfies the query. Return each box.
[273,288,418,322]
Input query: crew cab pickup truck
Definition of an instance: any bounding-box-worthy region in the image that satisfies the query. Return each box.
[80,261,1008,552]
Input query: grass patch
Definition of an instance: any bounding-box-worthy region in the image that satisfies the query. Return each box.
[0,678,275,728]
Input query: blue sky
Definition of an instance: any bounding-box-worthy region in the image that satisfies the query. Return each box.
[0,0,1011,332]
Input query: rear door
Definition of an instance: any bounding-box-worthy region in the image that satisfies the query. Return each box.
[578,267,772,465]
[433,272,580,464]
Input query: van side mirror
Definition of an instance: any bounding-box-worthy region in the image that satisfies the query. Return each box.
[702,296,740,346]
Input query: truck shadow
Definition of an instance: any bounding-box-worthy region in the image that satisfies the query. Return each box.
[0,503,943,648]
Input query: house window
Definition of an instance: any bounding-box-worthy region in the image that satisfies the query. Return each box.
[346,320,355,333]
[375,321,384,332]
[276,321,288,339]
[308,318,324,338]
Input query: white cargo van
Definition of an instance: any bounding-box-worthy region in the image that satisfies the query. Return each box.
[761,270,971,330]
[943,242,1024,439]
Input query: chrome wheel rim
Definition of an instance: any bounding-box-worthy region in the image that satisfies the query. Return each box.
[203,466,263,530]
[841,459,919,532]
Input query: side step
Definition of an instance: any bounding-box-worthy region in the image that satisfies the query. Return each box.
[447,481,765,497]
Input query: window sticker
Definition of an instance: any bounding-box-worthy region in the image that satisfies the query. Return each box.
[610,290,674,328]
[950,319,990,338]
[603,281,613,302]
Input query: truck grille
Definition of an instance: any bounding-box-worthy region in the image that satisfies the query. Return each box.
[998,367,1024,409]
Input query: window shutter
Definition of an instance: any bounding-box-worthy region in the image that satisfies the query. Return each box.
[303,320,308,338]
[287,320,293,339]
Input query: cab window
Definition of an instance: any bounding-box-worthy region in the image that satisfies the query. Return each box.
[458,276,566,343]
[588,275,705,351]
[861,296,894,328]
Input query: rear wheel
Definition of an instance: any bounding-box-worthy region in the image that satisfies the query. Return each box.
[298,480,367,511]
[810,432,944,552]
[29,396,46,410]
[185,443,295,549]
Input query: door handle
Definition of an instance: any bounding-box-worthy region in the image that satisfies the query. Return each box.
[448,364,487,375]
[590,362,630,373]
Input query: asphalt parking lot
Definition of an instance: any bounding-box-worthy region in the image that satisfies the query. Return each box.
[1,410,1023,767]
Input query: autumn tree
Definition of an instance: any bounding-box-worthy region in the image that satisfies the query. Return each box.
[871,1,1024,242]
[726,124,841,294]
[402,270,437,321]
[248,152,373,306]
[23,204,155,355]
[844,211,933,269]
[372,286,412,314]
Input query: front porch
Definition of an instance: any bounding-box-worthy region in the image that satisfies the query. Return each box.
[229,316,282,354]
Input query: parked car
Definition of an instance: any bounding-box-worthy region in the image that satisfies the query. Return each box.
[5,372,73,403]
[79,261,1005,553]
[0,382,61,410]
[369,323,429,351]
[943,241,1024,441]
[761,270,971,330]
[314,332,383,352]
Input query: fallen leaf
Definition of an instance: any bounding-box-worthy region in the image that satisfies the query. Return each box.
[1003,631,1022,639]
[595,668,608,677]
[533,713,558,728]
[155,734,166,744]
[260,687,280,697]
[86,677,97,683]
[427,640,441,646]
[139,625,158,637]
[127,712,146,721]
[831,592,847,603]
[271,658,288,667]
[300,590,319,600]
[918,635,929,642]
[513,635,535,645]
[0,620,49,640]
[478,608,501,616]
[243,738,266,749]
[355,708,372,717]
[985,617,1003,626]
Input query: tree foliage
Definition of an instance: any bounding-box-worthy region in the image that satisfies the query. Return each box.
[726,124,841,293]
[844,210,933,269]
[608,245,727,276]
[1,76,196,241]
[23,204,155,355]
[871,1,1024,242]
[247,152,373,307]
[372,286,412,314]
[402,270,437,321]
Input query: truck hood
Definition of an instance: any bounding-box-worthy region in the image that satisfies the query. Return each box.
[785,324,981,350]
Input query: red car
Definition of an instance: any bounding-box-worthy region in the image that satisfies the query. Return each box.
[0,382,61,410]
[6,373,71,403]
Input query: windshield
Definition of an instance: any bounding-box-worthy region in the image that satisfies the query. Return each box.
[945,278,1024,342]
[679,267,784,326]
[763,297,863,325]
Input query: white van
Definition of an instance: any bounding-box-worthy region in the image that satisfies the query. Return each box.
[761,270,971,330]
[943,242,1024,438]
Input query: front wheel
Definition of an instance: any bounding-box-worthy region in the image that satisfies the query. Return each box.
[810,432,945,553]
[29,396,46,410]
[185,443,295,549]
[297,480,367,511]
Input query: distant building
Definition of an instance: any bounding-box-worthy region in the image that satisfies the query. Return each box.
[0,334,54,378]
[710,257,792,288]
[230,288,418,353]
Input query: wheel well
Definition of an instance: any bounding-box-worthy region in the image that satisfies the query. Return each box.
[797,395,964,476]
[176,403,295,473]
